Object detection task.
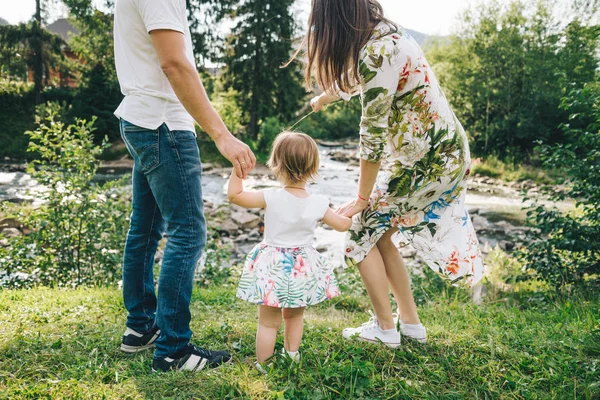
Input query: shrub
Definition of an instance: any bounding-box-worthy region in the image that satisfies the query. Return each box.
[0,104,130,287]
[296,97,362,140]
[519,83,600,290]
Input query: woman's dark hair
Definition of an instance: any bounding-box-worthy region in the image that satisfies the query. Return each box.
[290,0,396,95]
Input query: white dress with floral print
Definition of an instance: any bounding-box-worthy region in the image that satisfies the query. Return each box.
[342,23,484,287]
[236,189,341,308]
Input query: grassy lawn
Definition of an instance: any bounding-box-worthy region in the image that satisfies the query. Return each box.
[0,282,598,399]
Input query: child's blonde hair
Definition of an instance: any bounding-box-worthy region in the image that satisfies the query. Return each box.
[267,131,320,185]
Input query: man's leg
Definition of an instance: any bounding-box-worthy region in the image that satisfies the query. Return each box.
[121,130,165,334]
[145,127,207,358]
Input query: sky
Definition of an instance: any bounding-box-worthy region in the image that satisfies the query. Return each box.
[0,0,477,35]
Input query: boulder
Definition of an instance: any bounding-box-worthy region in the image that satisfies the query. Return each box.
[499,240,515,252]
[1,228,21,238]
[235,234,249,242]
[231,211,261,230]
[400,246,417,259]
[316,245,328,253]
[471,215,490,232]
[215,220,239,234]
[248,229,261,239]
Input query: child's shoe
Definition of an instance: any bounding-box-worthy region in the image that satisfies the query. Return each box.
[254,360,271,375]
[281,347,301,363]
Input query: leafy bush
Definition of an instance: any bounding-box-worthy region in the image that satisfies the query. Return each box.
[296,97,362,141]
[0,105,130,287]
[519,83,600,290]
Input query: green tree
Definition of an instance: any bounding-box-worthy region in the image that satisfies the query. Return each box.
[0,22,63,90]
[220,0,306,139]
[426,0,599,161]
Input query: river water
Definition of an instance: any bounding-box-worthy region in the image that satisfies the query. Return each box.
[0,146,557,265]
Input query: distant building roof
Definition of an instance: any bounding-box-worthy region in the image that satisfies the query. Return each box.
[46,18,80,41]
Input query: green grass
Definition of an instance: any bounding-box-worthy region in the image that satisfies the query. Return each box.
[0,283,598,399]
[471,156,557,185]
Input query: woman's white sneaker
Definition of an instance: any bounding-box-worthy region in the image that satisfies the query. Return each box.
[342,314,401,348]
[392,314,427,343]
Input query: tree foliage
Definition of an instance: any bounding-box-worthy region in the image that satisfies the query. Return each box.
[0,22,64,87]
[427,0,600,161]
[220,0,306,139]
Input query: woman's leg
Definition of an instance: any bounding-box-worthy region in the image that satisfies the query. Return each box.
[256,305,282,363]
[376,228,420,325]
[282,307,305,352]
[357,246,395,330]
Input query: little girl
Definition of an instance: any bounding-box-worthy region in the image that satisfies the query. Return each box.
[228,131,352,368]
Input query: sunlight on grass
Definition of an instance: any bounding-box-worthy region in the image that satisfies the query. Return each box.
[0,285,598,399]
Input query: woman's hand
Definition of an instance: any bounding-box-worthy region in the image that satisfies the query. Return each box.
[335,197,369,218]
[310,93,339,112]
[310,95,325,112]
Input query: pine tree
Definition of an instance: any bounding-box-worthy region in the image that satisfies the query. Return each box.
[220,0,305,139]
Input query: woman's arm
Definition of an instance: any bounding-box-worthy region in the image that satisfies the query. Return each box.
[336,160,381,217]
[336,39,401,218]
[227,170,266,209]
[322,208,353,232]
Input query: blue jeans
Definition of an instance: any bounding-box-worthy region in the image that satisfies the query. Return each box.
[119,119,206,358]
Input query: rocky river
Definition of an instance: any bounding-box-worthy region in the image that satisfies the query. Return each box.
[0,143,566,272]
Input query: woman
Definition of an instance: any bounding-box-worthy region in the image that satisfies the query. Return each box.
[301,0,484,347]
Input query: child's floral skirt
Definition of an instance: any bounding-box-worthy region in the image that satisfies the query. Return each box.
[236,244,340,308]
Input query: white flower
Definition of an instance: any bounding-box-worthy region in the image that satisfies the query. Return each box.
[407,176,452,210]
[396,135,431,168]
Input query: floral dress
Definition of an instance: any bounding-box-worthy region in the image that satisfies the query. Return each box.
[236,189,341,308]
[342,22,484,287]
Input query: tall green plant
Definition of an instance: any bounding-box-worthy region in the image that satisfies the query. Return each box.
[519,83,600,290]
[0,104,130,287]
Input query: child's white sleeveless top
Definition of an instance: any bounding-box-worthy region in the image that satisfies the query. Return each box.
[262,188,329,248]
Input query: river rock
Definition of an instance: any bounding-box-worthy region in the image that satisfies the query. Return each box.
[328,151,359,166]
[1,228,21,238]
[248,229,261,239]
[216,220,239,234]
[400,246,417,259]
[0,239,8,247]
[235,234,249,242]
[316,245,328,253]
[471,215,490,231]
[231,211,261,230]
[499,240,515,251]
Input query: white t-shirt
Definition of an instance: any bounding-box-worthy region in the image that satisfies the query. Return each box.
[262,188,330,248]
[113,0,196,132]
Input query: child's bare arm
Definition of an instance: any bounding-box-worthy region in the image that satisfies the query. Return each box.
[322,208,353,232]
[227,170,266,209]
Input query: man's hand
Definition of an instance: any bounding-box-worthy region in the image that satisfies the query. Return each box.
[215,134,256,179]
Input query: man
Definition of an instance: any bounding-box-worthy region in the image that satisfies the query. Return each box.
[113,0,255,372]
